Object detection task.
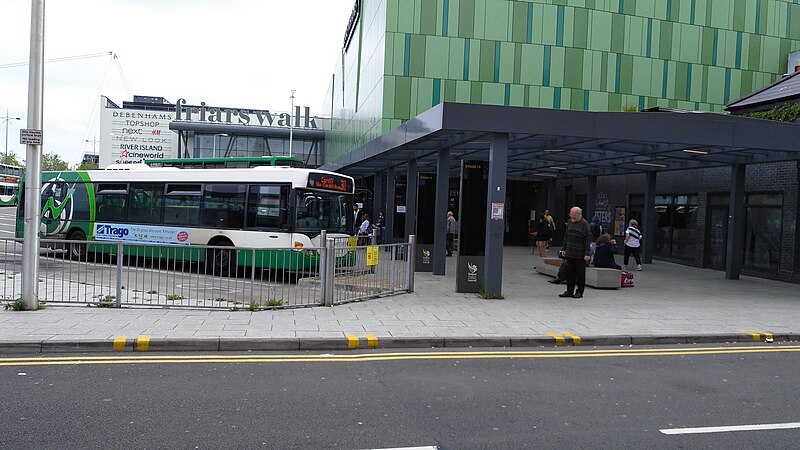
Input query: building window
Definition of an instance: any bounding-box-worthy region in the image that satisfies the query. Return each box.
[744,193,782,271]
[653,194,698,260]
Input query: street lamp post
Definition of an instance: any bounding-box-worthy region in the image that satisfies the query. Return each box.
[289,90,295,158]
[2,109,21,160]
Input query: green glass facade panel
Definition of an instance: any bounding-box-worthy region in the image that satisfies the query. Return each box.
[415,77,434,113]
[625,16,645,57]
[631,56,652,96]
[520,44,544,85]
[458,0,475,38]
[591,10,613,52]
[748,34,762,71]
[679,24,701,63]
[509,84,526,106]
[563,47,584,89]
[443,78,457,101]
[762,35,781,72]
[409,34,426,77]
[425,35,450,78]
[791,4,800,40]
[611,14,625,53]
[455,80,471,101]
[396,0,414,32]
[513,43,522,84]
[468,38,482,79]
[700,27,714,65]
[541,5,559,46]
[478,39,495,81]
[484,0,510,41]
[499,41,515,83]
[550,46,566,88]
[473,0,486,40]
[709,0,730,29]
[448,37,466,79]
[470,80,483,102]
[386,0,398,32]
[570,88,585,111]
[420,0,438,35]
[395,76,412,119]
[635,0,657,18]
[383,75,396,117]
[482,82,505,105]
[511,2,528,43]
[573,7,589,48]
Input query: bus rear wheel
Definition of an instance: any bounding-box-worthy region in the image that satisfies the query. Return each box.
[67,230,87,261]
[207,240,235,277]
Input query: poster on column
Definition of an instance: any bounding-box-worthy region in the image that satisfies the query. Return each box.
[415,173,436,272]
[456,161,487,293]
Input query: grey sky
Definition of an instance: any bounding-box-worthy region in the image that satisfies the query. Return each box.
[0,0,355,164]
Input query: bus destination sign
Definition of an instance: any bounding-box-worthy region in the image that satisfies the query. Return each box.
[308,173,353,193]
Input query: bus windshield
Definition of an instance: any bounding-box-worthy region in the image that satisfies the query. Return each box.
[295,190,350,234]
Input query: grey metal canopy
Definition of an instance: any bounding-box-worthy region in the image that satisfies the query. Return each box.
[324,102,800,178]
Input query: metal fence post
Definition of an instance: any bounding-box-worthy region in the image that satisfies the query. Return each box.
[319,231,327,305]
[250,248,257,306]
[407,235,416,292]
[116,242,123,307]
[325,238,335,306]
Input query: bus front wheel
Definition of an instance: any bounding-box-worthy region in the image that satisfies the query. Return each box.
[67,230,87,261]
[207,240,235,276]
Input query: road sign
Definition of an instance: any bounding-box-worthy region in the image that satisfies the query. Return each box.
[20,129,43,145]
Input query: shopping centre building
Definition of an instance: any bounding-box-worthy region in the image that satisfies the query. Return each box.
[97,1,800,287]
[320,0,800,287]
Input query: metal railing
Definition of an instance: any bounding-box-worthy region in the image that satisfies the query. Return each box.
[0,235,416,310]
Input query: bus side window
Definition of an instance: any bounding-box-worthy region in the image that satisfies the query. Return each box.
[95,183,128,222]
[202,184,245,229]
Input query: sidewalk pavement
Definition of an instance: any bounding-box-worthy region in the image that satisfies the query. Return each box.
[1,247,798,353]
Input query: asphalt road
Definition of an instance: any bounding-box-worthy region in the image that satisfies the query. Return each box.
[2,344,799,449]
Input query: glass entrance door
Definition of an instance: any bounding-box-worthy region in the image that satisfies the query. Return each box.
[706,206,728,269]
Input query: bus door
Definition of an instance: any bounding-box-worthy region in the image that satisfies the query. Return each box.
[247,184,291,247]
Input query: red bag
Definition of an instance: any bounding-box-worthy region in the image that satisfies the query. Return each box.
[528,227,538,240]
[620,271,634,287]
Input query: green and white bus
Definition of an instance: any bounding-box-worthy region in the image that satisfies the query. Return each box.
[0,163,23,207]
[16,165,356,272]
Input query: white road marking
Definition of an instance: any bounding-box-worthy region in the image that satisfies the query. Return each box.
[368,447,438,450]
[660,422,800,435]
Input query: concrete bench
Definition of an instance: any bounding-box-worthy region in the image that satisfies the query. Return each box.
[534,256,620,289]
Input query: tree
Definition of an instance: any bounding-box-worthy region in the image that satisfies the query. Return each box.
[1,152,24,167]
[75,161,98,170]
[41,152,69,171]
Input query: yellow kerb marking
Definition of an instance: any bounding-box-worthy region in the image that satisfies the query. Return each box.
[136,335,150,352]
[547,332,566,346]
[346,335,360,349]
[751,329,774,341]
[739,330,761,342]
[113,336,127,352]
[563,332,581,346]
[365,334,378,348]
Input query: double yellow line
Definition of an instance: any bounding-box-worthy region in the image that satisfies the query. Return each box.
[3,345,800,367]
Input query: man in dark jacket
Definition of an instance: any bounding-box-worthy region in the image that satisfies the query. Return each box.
[559,206,593,299]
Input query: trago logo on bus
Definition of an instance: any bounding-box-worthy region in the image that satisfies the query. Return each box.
[95,224,130,238]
